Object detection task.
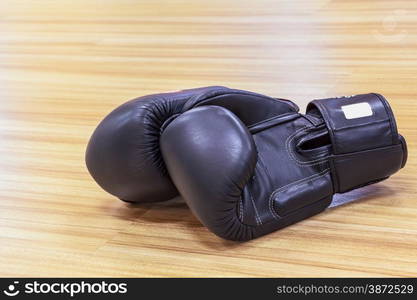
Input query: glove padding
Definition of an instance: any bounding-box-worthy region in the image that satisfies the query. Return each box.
[85,86,297,202]
[161,93,407,241]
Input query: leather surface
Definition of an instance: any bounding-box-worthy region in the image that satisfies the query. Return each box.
[161,93,407,241]
[85,86,298,203]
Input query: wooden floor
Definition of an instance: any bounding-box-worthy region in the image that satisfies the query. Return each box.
[0,0,416,277]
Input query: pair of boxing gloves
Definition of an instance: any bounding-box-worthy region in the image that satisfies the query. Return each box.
[86,86,407,241]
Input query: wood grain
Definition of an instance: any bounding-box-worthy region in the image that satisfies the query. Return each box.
[0,0,416,277]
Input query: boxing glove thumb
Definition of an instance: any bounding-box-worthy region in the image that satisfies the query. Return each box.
[160,105,258,239]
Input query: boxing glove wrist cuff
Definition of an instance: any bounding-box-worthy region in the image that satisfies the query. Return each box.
[307,93,407,193]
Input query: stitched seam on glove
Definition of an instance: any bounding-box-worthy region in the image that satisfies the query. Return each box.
[286,126,329,166]
[248,187,262,225]
[238,155,268,226]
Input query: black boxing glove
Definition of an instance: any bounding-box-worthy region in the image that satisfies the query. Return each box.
[160,93,407,240]
[85,86,298,202]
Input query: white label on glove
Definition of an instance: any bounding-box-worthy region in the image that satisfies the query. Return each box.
[341,102,373,119]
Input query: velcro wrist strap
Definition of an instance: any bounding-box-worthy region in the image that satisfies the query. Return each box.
[307,93,406,193]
